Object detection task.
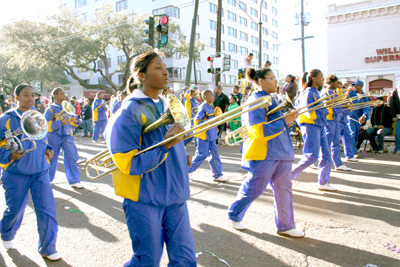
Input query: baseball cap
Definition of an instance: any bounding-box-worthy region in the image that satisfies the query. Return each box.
[352,80,364,87]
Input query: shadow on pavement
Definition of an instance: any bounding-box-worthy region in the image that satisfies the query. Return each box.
[194,224,290,267]
[244,230,399,267]
[6,249,40,267]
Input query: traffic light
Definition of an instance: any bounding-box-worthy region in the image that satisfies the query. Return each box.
[207,56,214,74]
[222,53,231,72]
[143,16,154,47]
[156,15,169,47]
[37,81,42,92]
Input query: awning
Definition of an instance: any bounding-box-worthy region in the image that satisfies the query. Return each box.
[83,89,111,99]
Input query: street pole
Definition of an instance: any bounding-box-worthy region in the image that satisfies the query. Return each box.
[258,1,263,68]
[1,61,7,95]
[215,0,222,86]
[185,0,200,87]
[300,0,305,73]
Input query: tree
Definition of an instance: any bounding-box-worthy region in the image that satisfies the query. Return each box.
[1,4,205,95]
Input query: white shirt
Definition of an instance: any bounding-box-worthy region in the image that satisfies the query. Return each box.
[241,57,253,68]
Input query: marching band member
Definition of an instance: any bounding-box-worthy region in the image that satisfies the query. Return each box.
[292,70,337,191]
[92,92,107,143]
[188,90,227,182]
[44,88,83,189]
[111,91,127,115]
[347,80,370,160]
[0,84,60,260]
[183,89,199,146]
[321,75,351,171]
[227,68,304,237]
[105,50,196,266]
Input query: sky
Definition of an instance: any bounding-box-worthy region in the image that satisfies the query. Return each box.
[0,0,353,77]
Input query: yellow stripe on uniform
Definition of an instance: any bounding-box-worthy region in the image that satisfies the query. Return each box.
[0,160,14,170]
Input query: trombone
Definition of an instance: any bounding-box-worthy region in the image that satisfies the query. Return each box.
[85,94,273,180]
[0,110,48,154]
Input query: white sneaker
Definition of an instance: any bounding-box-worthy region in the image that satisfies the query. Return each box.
[92,140,98,143]
[188,173,194,180]
[2,239,14,249]
[309,163,318,170]
[71,183,84,189]
[378,150,384,154]
[289,131,297,136]
[214,176,228,182]
[346,157,359,162]
[335,165,351,171]
[277,228,305,237]
[46,252,61,261]
[318,183,337,191]
[231,220,246,230]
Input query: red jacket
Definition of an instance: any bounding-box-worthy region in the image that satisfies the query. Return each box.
[75,101,81,116]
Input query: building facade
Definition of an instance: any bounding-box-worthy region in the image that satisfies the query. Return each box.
[326,0,400,94]
[59,0,280,97]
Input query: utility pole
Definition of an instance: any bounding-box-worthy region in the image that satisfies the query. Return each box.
[300,0,305,73]
[185,0,200,86]
[215,0,222,86]
[258,1,263,68]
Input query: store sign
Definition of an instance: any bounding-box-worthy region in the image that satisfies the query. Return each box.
[365,47,400,63]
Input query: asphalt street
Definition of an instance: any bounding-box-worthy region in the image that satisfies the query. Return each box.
[0,135,399,267]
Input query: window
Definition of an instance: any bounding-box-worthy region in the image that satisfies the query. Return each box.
[229,75,237,84]
[262,1,267,9]
[210,37,216,47]
[117,55,127,65]
[228,27,237,38]
[239,1,247,12]
[195,33,200,40]
[240,32,248,41]
[250,8,258,17]
[227,11,236,22]
[153,6,180,18]
[167,68,182,79]
[239,16,247,27]
[231,60,238,69]
[273,57,279,65]
[272,19,278,27]
[263,40,268,49]
[196,71,201,81]
[116,0,127,12]
[209,3,217,13]
[273,44,279,52]
[221,75,226,84]
[251,36,258,45]
[75,0,86,8]
[98,58,111,69]
[252,51,259,59]
[251,0,257,3]
[98,77,109,86]
[118,74,123,85]
[263,54,269,62]
[227,0,236,7]
[273,31,278,39]
[222,41,225,50]
[210,20,217,30]
[251,22,258,31]
[240,47,248,56]
[222,24,224,34]
[262,27,268,36]
[228,43,237,53]
[262,14,268,23]
[272,7,277,15]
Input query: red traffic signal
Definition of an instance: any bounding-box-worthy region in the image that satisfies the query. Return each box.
[161,16,168,25]
[207,56,213,61]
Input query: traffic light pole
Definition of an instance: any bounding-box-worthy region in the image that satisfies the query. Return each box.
[300,0,305,73]
[185,0,200,87]
[258,1,262,68]
[215,0,222,86]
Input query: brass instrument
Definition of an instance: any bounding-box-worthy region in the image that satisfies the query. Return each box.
[53,100,76,121]
[342,99,383,111]
[225,93,294,146]
[0,110,48,154]
[85,95,273,180]
[191,106,223,121]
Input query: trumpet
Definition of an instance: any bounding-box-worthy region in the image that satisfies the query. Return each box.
[0,110,48,154]
[53,100,76,121]
[85,94,273,180]
[225,93,294,146]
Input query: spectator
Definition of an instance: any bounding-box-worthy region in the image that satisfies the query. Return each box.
[0,95,10,114]
[282,74,298,103]
[34,93,45,113]
[213,85,229,142]
[389,85,400,155]
[264,60,272,68]
[71,96,81,116]
[242,86,253,104]
[232,85,243,105]
[366,96,394,153]
[241,53,254,69]
[80,98,93,138]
